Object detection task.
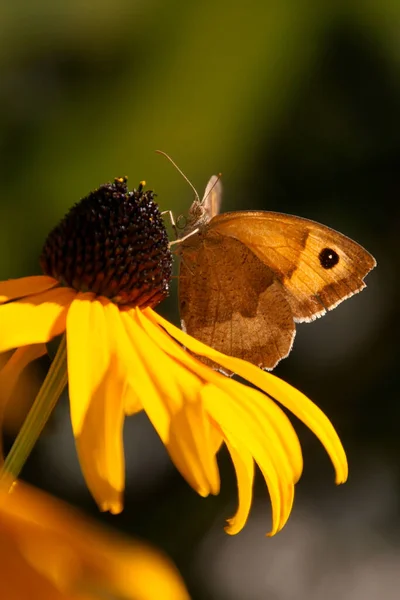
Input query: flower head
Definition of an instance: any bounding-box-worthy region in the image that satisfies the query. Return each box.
[0,177,348,535]
[40,176,172,306]
[0,480,190,599]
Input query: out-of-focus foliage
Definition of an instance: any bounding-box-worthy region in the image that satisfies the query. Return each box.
[0,1,399,599]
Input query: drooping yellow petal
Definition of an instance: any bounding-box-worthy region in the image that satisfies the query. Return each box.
[141,309,304,530]
[140,311,302,483]
[225,383,298,487]
[124,385,143,415]
[234,385,303,483]
[66,294,110,437]
[202,383,293,535]
[134,309,220,495]
[148,309,348,485]
[0,276,58,305]
[111,311,173,433]
[224,439,254,535]
[101,357,126,503]
[67,296,125,513]
[209,422,224,455]
[199,368,298,532]
[121,309,220,497]
[0,287,76,353]
[98,304,218,497]
[100,303,138,494]
[75,359,125,514]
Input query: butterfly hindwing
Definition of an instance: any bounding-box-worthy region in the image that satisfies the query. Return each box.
[179,231,295,370]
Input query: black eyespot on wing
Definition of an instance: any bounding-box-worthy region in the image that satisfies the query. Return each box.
[319,247,339,269]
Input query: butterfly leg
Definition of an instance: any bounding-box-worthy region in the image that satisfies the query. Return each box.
[161,210,179,240]
[169,227,200,247]
[161,210,199,249]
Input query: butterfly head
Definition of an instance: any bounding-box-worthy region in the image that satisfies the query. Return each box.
[182,174,223,237]
[185,198,210,231]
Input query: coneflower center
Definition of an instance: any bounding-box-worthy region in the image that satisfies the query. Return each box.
[40,178,172,308]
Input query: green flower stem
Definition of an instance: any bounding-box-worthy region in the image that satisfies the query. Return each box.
[0,335,68,487]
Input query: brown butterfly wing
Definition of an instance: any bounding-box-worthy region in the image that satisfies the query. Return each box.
[179,231,295,370]
[208,211,377,322]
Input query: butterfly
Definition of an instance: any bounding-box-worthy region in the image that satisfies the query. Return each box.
[160,154,377,371]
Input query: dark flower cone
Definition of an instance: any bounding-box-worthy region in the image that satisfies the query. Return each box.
[40,178,172,308]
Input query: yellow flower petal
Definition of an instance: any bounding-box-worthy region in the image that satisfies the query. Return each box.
[0,531,70,600]
[224,439,254,535]
[75,358,125,514]
[202,383,292,535]
[133,309,220,495]
[112,311,173,431]
[124,385,143,415]
[141,311,302,483]
[139,309,302,529]
[67,296,125,513]
[99,303,139,495]
[0,275,58,305]
[0,287,76,353]
[122,309,220,497]
[67,294,110,437]
[1,481,190,600]
[148,308,348,485]
[220,386,296,533]
[235,385,303,483]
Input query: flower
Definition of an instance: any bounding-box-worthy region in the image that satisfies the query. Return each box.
[0,479,190,599]
[0,176,348,535]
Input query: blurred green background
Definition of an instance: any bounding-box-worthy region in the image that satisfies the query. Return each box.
[1,1,399,599]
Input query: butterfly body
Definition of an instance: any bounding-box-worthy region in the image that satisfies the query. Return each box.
[178,178,376,370]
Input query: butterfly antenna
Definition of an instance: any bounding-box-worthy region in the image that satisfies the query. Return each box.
[155,150,200,203]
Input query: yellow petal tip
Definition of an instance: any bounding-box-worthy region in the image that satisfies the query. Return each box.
[99,500,123,514]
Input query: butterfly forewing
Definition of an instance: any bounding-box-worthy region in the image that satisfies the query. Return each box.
[208,211,376,322]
